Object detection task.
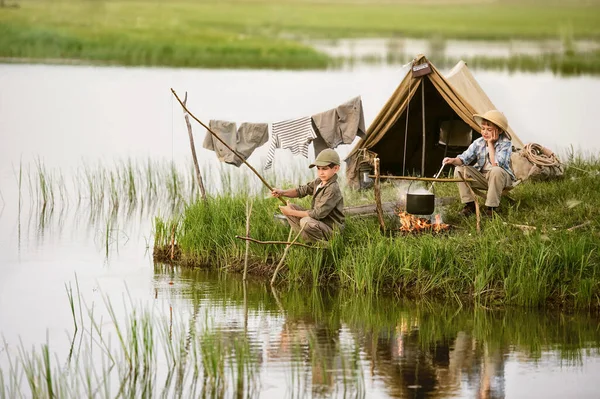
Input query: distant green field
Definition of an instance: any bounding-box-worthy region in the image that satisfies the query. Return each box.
[1,0,600,69]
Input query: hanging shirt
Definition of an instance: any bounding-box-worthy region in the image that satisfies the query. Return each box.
[264,116,317,170]
[311,96,366,156]
[458,133,516,180]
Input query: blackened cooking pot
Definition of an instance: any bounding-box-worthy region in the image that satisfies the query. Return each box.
[405,181,435,215]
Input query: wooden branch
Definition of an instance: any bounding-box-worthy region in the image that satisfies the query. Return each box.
[235,235,317,249]
[368,175,475,182]
[567,220,592,231]
[170,88,285,205]
[503,222,537,232]
[271,226,305,286]
[243,200,253,281]
[458,171,480,234]
[182,92,207,203]
[373,157,386,233]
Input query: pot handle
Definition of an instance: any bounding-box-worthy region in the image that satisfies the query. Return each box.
[407,179,415,194]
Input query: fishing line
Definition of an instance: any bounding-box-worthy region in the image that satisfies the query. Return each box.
[171,93,174,164]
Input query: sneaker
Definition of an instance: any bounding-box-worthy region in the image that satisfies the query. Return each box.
[459,202,476,217]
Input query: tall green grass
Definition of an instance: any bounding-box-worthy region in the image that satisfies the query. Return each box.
[155,156,600,309]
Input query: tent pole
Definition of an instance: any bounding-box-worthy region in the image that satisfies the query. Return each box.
[402,78,411,177]
[421,78,426,176]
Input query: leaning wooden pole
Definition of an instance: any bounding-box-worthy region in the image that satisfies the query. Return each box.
[458,171,481,234]
[271,226,304,286]
[182,92,207,203]
[170,88,286,205]
[235,235,317,249]
[373,157,386,234]
[421,78,426,176]
[243,200,253,281]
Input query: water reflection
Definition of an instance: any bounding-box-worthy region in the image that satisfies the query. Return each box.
[311,37,600,76]
[155,264,600,398]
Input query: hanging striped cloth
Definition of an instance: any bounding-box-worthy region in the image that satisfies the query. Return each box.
[264,116,317,170]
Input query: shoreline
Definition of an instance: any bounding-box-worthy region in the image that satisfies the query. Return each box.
[152,157,600,312]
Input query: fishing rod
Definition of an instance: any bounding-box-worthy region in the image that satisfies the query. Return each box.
[170,88,286,205]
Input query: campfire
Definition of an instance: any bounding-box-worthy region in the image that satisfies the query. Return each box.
[397,211,452,233]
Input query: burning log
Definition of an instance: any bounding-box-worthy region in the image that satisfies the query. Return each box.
[397,211,452,234]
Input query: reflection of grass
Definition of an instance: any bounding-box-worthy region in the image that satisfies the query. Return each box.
[155,154,600,309]
[4,281,599,397]
[1,0,600,69]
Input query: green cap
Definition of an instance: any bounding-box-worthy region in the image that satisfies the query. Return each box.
[309,149,341,168]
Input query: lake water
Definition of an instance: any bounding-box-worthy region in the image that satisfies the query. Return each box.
[1,63,599,397]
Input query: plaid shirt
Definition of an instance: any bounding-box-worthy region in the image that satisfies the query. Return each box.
[458,134,516,180]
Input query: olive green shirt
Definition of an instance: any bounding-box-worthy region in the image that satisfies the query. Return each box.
[296,174,345,229]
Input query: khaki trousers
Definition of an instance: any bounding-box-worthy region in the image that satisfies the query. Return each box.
[454,166,512,208]
[285,204,334,243]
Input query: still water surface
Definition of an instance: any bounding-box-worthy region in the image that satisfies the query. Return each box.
[0,64,599,397]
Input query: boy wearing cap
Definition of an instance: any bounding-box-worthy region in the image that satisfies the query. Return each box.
[442,110,516,217]
[271,149,345,242]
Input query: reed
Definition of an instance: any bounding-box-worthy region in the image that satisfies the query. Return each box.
[155,156,600,309]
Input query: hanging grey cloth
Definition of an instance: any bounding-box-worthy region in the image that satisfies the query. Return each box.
[203,120,238,164]
[312,96,366,156]
[203,121,270,167]
[233,123,269,167]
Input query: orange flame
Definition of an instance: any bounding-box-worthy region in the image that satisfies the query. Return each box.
[398,211,451,233]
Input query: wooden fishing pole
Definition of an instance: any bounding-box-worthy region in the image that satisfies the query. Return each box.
[170,88,286,205]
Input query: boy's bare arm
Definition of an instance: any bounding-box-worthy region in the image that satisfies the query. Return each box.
[271,188,299,198]
[279,202,309,218]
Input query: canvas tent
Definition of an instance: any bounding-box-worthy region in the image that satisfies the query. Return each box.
[345,54,524,188]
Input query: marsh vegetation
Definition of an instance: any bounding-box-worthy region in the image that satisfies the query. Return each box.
[2,0,600,73]
[153,152,600,310]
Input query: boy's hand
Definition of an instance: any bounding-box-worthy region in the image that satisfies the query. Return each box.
[271,188,284,198]
[279,201,292,216]
[443,157,459,166]
[485,129,499,145]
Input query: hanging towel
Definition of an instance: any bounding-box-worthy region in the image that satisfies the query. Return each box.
[312,96,366,156]
[233,123,269,167]
[202,120,238,165]
[264,116,316,170]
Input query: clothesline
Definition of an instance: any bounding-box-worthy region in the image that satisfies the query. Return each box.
[202,95,366,170]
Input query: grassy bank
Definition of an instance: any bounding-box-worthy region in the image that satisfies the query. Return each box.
[1,0,600,69]
[154,154,600,310]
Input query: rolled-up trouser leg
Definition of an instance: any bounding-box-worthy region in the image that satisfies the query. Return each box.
[299,217,333,243]
[285,203,333,242]
[485,166,512,207]
[284,203,305,232]
[454,166,488,204]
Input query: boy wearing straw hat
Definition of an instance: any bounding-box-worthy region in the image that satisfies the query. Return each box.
[271,149,345,242]
[443,110,516,217]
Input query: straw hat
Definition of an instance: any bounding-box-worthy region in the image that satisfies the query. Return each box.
[473,110,511,139]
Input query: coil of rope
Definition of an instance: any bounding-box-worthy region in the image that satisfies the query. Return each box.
[522,143,561,167]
